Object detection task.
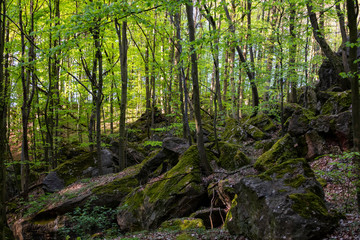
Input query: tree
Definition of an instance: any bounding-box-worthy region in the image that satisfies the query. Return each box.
[346,0,360,211]
[186,1,212,176]
[0,0,8,236]
[115,19,128,170]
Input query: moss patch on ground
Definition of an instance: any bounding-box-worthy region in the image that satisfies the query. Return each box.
[160,218,205,231]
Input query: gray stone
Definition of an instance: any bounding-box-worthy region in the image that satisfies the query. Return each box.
[42,171,65,193]
[227,158,339,240]
[162,137,190,155]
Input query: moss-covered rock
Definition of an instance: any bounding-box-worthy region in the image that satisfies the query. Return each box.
[244,112,276,132]
[54,151,97,186]
[320,90,351,115]
[226,158,339,240]
[222,118,248,144]
[287,108,316,136]
[117,146,210,231]
[244,124,266,140]
[160,218,205,231]
[217,142,250,171]
[254,133,300,171]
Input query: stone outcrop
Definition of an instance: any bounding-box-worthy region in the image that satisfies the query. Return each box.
[117,146,209,231]
[226,158,339,240]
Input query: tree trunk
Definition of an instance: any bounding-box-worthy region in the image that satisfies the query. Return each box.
[346,0,360,211]
[115,19,128,170]
[0,0,9,236]
[288,2,297,103]
[186,2,211,176]
[223,2,259,109]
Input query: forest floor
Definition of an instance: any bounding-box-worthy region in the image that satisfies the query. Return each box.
[109,155,360,240]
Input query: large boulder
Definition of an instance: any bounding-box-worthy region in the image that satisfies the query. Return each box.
[50,149,118,187]
[222,119,248,144]
[287,108,315,136]
[116,146,209,231]
[226,158,339,240]
[317,58,351,92]
[320,91,352,115]
[244,112,276,132]
[136,137,190,184]
[254,133,302,171]
[216,142,250,171]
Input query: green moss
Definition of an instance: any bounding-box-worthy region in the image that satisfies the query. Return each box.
[245,112,276,132]
[224,194,238,229]
[117,146,210,227]
[258,158,314,189]
[289,191,330,219]
[32,218,56,225]
[244,124,265,140]
[160,218,205,231]
[54,151,97,186]
[254,134,298,171]
[223,118,247,143]
[176,233,198,240]
[217,142,250,170]
[92,176,138,196]
[317,177,327,187]
[321,91,351,115]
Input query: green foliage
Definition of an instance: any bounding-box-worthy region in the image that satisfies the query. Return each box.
[143,140,162,147]
[59,196,119,239]
[314,152,360,213]
[24,193,54,217]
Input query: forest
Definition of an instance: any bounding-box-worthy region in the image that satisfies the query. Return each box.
[0,0,360,239]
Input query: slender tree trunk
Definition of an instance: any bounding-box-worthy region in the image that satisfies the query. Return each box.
[115,19,128,170]
[186,2,211,175]
[346,0,360,211]
[288,2,297,103]
[223,2,259,109]
[0,0,9,236]
[20,0,35,200]
[174,10,191,143]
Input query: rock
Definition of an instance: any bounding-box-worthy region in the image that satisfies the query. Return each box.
[216,142,250,171]
[333,111,353,150]
[305,130,326,160]
[226,158,339,240]
[298,86,317,113]
[243,124,266,140]
[254,139,278,152]
[317,58,351,91]
[287,108,315,136]
[222,118,248,144]
[117,146,209,231]
[162,137,190,155]
[320,91,352,115]
[310,115,332,133]
[42,172,65,193]
[160,218,205,231]
[190,208,226,229]
[9,164,142,240]
[244,112,276,132]
[254,133,301,171]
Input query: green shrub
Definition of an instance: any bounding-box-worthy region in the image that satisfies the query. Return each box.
[59,196,119,239]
